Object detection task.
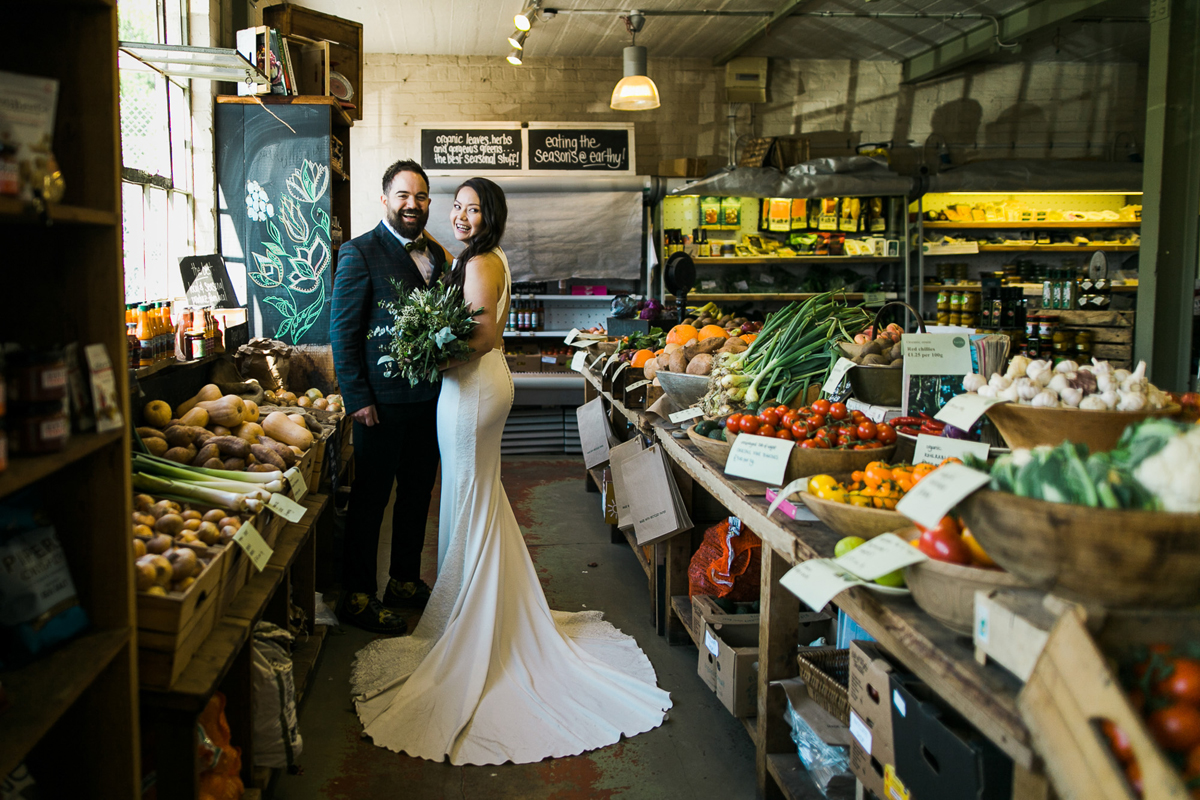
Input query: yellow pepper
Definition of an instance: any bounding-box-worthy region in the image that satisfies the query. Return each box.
[808,474,838,495]
[847,494,873,508]
[817,487,847,504]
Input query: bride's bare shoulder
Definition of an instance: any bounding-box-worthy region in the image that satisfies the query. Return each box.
[466,250,505,280]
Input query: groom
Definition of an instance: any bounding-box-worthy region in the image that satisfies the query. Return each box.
[330,159,446,634]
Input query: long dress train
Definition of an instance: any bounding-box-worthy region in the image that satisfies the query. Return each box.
[350,248,671,765]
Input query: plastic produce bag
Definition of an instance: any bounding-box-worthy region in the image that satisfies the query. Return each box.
[610,295,640,319]
[688,517,761,602]
[785,696,852,796]
[252,622,302,770]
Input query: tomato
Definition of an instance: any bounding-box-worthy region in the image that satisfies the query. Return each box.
[1187,742,1200,779]
[781,411,799,429]
[1157,658,1200,705]
[829,402,848,421]
[791,421,810,441]
[1149,702,1200,753]
[876,423,897,445]
[776,428,794,441]
[776,405,791,417]
[917,518,970,565]
[814,437,830,448]
[799,439,822,449]
[759,408,780,427]
[918,516,962,538]
[857,421,878,441]
[815,428,833,443]
[812,398,831,415]
[759,424,777,438]
[738,416,760,435]
[1101,719,1135,764]
[838,425,859,442]
[806,416,826,434]
[726,414,742,431]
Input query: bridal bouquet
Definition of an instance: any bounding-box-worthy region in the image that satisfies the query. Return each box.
[371,279,485,386]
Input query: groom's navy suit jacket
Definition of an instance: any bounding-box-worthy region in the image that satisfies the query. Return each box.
[330,221,448,414]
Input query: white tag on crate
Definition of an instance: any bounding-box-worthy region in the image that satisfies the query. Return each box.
[564,328,581,344]
[895,462,990,531]
[934,393,1007,431]
[267,492,307,523]
[849,711,873,752]
[821,357,856,394]
[570,351,588,372]
[234,521,274,572]
[704,628,720,658]
[668,407,704,424]
[285,467,308,501]
[626,379,652,392]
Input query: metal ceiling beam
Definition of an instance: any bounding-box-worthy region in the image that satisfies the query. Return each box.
[901,0,1114,84]
[712,0,818,67]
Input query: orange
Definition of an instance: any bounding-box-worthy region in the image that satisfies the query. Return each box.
[631,349,655,368]
[741,333,757,344]
[697,324,730,341]
[666,324,699,346]
[655,348,665,356]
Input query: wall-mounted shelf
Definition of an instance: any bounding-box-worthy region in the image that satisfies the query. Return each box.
[922,221,1140,229]
[694,256,901,265]
[0,198,119,225]
[669,292,897,303]
[512,294,617,301]
[925,245,1139,255]
[923,283,1138,293]
[504,330,574,338]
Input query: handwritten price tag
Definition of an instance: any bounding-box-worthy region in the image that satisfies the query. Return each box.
[822,357,857,394]
[570,351,588,372]
[564,328,581,344]
[725,434,793,485]
[780,559,871,611]
[267,492,307,523]
[935,393,1007,430]
[895,462,990,529]
[626,379,652,392]
[668,407,704,424]
[834,533,926,581]
[863,291,887,307]
[234,521,274,571]
[913,434,990,466]
[612,362,630,380]
[285,467,308,501]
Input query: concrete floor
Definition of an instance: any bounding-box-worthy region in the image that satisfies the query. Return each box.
[272,455,758,800]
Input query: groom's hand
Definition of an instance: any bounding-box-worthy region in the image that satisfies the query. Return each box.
[353,404,379,427]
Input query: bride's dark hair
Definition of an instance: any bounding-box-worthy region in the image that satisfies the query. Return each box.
[443,177,507,293]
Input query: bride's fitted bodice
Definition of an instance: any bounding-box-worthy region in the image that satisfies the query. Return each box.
[455,247,510,351]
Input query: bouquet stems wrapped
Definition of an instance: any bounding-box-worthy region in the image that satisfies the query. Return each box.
[371,279,485,386]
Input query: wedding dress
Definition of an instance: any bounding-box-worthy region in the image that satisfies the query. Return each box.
[350,247,671,765]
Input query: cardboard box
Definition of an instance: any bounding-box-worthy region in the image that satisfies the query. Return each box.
[698,619,759,718]
[973,588,1057,681]
[692,593,759,635]
[505,342,541,374]
[539,353,573,373]
[890,673,1013,800]
[657,158,709,177]
[848,641,901,800]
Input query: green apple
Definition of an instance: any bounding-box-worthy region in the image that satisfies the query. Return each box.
[874,569,906,588]
[834,536,866,558]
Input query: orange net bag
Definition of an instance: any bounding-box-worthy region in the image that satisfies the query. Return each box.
[198,691,245,800]
[688,517,762,602]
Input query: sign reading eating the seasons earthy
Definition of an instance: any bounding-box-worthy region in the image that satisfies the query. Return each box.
[527,128,631,172]
[420,128,522,170]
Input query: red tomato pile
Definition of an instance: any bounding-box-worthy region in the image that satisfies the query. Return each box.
[725,399,897,451]
[909,514,996,569]
[1104,646,1200,797]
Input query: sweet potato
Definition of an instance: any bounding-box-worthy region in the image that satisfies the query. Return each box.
[686,353,714,376]
[643,357,660,381]
[250,443,287,471]
[164,445,197,464]
[206,435,250,459]
[247,463,280,473]
[256,436,297,468]
[682,337,725,362]
[203,458,226,470]
[192,443,221,467]
[144,437,169,457]
[136,426,165,440]
[667,350,688,374]
[223,457,246,472]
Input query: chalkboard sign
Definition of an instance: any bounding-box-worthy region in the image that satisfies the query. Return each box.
[528,128,630,171]
[420,129,522,170]
[180,254,239,309]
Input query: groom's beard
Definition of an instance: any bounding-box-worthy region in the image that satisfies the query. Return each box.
[388,205,429,240]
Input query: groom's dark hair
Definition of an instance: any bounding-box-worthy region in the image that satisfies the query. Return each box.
[382,159,430,194]
[444,177,508,293]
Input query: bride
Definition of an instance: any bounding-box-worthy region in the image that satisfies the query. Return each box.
[350,177,672,765]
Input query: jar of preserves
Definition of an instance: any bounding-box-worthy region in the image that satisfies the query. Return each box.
[8,402,69,455]
[6,348,67,404]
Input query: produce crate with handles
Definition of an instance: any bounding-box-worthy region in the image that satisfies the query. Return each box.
[137,545,227,689]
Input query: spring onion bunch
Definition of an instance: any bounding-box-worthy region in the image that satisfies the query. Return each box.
[133,454,284,512]
[701,292,871,415]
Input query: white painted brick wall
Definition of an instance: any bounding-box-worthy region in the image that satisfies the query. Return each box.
[349,54,1145,236]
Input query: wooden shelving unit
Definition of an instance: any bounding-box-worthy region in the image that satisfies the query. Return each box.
[922,220,1140,229]
[694,256,901,265]
[921,282,1138,293]
[0,2,138,795]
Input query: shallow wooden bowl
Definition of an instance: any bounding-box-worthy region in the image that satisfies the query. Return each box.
[959,489,1200,608]
[795,473,906,540]
[785,442,897,485]
[985,402,1181,453]
[903,538,1029,636]
[687,424,732,467]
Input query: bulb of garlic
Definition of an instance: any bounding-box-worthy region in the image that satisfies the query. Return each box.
[962,373,987,393]
[1047,372,1071,395]
[1025,360,1051,383]
[1005,356,1031,380]
[1096,373,1116,393]
[997,384,1021,403]
[1121,361,1148,393]
[1078,395,1108,411]
[1012,376,1040,402]
[989,373,1012,391]
[1117,390,1147,411]
[1031,390,1059,408]
[977,385,999,398]
[1091,358,1113,377]
[1033,369,1053,388]
[1055,360,1080,374]
[1098,390,1119,410]
[1060,387,1083,407]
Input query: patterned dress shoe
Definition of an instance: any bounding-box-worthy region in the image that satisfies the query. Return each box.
[382,578,434,610]
[336,592,408,635]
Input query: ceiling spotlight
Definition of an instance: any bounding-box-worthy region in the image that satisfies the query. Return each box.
[508,30,528,50]
[610,12,659,111]
[515,1,541,32]
[507,49,523,65]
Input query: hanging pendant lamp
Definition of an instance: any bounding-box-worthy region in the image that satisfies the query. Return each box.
[610,13,659,111]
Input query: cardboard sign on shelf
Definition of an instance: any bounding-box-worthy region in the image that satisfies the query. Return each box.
[576,397,614,469]
[623,444,692,546]
[234,520,273,571]
[822,357,857,394]
[725,433,793,486]
[934,393,1007,431]
[607,437,645,530]
[570,351,588,372]
[901,333,975,417]
[780,534,926,610]
[912,434,991,466]
[895,462,990,529]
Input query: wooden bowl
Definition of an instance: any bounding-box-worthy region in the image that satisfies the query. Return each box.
[847,365,904,407]
[959,489,1200,608]
[985,402,1181,453]
[657,372,710,409]
[796,474,907,540]
[786,442,897,485]
[687,424,732,467]
[904,547,1028,636]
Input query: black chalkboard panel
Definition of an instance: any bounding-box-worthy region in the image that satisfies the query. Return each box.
[180,254,239,309]
[527,128,630,171]
[420,129,522,170]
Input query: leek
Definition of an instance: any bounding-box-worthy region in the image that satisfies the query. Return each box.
[133,455,281,494]
[133,453,283,484]
[133,473,264,513]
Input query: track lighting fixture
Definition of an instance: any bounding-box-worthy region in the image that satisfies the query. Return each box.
[508,30,528,50]
[514,1,541,32]
[506,49,523,65]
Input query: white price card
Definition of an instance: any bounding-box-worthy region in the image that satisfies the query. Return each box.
[934,393,1007,431]
[602,353,622,374]
[576,397,612,469]
[668,407,705,424]
[834,533,927,582]
[570,351,588,372]
[570,339,593,349]
[779,558,873,611]
[913,434,991,466]
[863,291,887,307]
[267,492,307,523]
[903,333,974,376]
[612,362,630,380]
[768,477,809,518]
[564,328,581,344]
[725,434,793,486]
[734,280,750,291]
[849,711,873,752]
[846,398,890,424]
[626,379,652,392]
[285,467,308,501]
[589,353,607,369]
[234,520,274,571]
[704,628,720,658]
[895,462,990,530]
[822,357,857,394]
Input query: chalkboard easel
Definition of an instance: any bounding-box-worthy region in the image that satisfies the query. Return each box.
[180,254,239,309]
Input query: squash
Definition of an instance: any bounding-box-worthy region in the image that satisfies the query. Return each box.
[194,394,247,428]
[243,400,260,423]
[263,411,313,451]
[231,421,265,444]
[287,413,307,428]
[210,425,232,437]
[143,400,172,428]
[179,406,209,428]
[176,383,221,417]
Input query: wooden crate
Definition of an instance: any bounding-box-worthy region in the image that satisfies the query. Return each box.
[1043,309,1135,369]
[136,545,227,635]
[1019,607,1200,800]
[138,593,221,689]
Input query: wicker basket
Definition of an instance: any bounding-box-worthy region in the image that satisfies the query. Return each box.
[796,648,851,725]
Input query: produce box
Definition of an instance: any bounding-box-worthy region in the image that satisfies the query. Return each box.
[623,372,654,409]
[505,342,541,374]
[890,673,1013,800]
[692,593,760,633]
[137,545,227,689]
[972,588,1056,681]
[1019,608,1200,800]
[848,641,904,800]
[138,591,220,689]
[136,545,226,635]
[698,618,760,718]
[540,353,573,373]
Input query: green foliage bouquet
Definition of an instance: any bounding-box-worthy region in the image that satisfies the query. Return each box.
[371,279,485,386]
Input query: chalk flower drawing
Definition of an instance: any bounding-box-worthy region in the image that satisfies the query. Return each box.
[246,159,331,343]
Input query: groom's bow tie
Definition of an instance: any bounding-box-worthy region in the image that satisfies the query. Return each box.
[405,238,427,253]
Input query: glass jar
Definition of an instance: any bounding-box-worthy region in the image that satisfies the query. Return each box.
[8,401,69,454]
[1074,330,1094,359]
[1025,316,1041,358]
[6,347,68,403]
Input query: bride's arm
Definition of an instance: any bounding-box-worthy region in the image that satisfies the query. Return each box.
[439,252,505,370]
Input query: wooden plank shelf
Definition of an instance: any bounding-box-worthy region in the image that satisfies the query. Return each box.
[216,94,354,128]
[694,256,901,265]
[292,624,328,704]
[670,595,699,647]
[0,196,119,225]
[925,244,1139,254]
[133,353,218,380]
[922,220,1140,229]
[920,282,1138,293]
[672,292,884,302]
[0,429,123,500]
[765,753,826,800]
[0,628,130,777]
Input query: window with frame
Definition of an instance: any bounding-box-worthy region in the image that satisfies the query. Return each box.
[118,0,195,305]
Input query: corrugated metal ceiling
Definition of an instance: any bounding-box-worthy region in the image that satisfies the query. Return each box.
[282,0,1147,65]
